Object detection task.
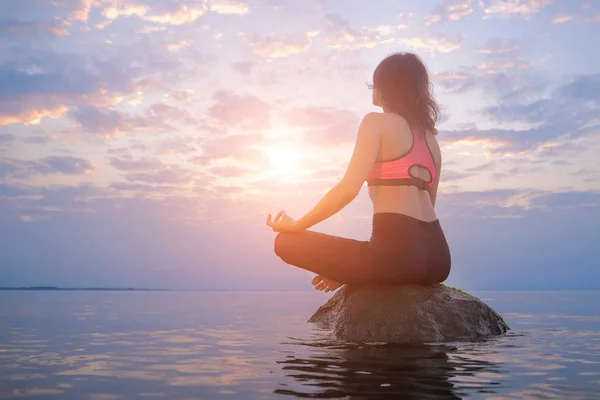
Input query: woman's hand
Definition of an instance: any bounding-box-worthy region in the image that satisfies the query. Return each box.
[266,211,301,233]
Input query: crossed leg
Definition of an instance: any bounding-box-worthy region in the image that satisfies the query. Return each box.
[274,230,379,288]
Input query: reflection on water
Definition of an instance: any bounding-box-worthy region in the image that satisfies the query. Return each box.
[275,340,489,399]
[0,291,600,399]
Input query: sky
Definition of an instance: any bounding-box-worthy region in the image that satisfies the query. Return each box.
[0,0,599,290]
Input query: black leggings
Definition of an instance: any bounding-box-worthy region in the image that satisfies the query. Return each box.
[274,213,451,285]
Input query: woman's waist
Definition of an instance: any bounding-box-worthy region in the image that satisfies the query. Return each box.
[370,212,441,240]
[369,189,436,222]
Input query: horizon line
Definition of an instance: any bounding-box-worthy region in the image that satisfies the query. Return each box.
[1,286,600,292]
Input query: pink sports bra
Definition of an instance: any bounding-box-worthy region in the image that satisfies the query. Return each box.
[366,125,436,191]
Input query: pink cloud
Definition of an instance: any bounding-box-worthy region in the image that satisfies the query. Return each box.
[284,107,358,128]
[165,90,194,103]
[484,0,553,19]
[109,157,164,171]
[69,0,93,22]
[209,165,249,177]
[101,2,204,26]
[124,165,193,185]
[284,106,359,146]
[190,133,271,173]
[0,104,69,127]
[155,138,198,156]
[552,15,573,23]
[208,91,271,129]
[231,61,255,75]
[147,104,198,125]
[247,33,312,58]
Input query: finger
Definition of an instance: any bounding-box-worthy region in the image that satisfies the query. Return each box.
[274,211,283,223]
[266,214,272,226]
[312,276,323,286]
[277,210,286,221]
[316,282,326,291]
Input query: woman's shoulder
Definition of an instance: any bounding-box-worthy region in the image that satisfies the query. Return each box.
[361,111,409,126]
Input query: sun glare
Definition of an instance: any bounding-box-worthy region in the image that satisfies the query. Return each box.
[266,146,302,175]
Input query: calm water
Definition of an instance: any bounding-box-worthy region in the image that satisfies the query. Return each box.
[1,291,600,399]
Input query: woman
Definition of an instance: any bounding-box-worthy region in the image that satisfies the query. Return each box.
[266,52,451,293]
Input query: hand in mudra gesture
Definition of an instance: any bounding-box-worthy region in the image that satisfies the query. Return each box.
[266,211,300,233]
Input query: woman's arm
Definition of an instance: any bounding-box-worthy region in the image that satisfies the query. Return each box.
[295,113,382,231]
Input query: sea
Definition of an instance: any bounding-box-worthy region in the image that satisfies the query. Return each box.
[1,290,599,399]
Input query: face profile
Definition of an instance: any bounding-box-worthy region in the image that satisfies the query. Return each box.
[372,87,383,108]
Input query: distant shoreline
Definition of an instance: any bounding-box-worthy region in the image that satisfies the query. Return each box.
[0,287,168,291]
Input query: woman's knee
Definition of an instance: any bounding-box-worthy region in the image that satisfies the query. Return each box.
[274,232,292,260]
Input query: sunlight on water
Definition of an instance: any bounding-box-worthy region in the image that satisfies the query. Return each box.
[0,291,599,399]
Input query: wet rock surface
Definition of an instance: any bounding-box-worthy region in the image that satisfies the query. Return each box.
[309,284,509,343]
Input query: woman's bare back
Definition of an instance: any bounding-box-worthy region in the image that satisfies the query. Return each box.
[367,112,441,222]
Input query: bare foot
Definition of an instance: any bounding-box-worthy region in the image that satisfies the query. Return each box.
[311,275,343,293]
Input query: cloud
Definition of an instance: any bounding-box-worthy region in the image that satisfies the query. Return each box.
[442,169,474,182]
[146,103,198,125]
[165,90,194,103]
[440,89,599,156]
[0,156,94,179]
[19,215,50,223]
[230,61,254,75]
[68,0,94,22]
[206,0,249,15]
[110,182,179,194]
[190,133,270,174]
[166,39,194,53]
[434,63,549,105]
[552,15,573,23]
[476,38,520,54]
[247,33,312,58]
[21,135,53,144]
[426,0,474,25]
[399,36,464,54]
[0,134,16,145]
[155,138,198,156]
[433,71,478,93]
[101,2,204,26]
[0,104,70,127]
[0,21,69,37]
[109,156,164,171]
[0,50,150,127]
[484,0,553,19]
[482,73,600,129]
[70,106,170,137]
[135,25,168,34]
[319,14,407,50]
[124,165,194,185]
[283,106,359,146]
[207,91,271,129]
[209,165,249,177]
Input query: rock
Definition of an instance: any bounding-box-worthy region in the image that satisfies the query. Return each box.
[308,284,509,343]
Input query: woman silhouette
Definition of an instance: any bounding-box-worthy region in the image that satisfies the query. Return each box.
[267,53,451,292]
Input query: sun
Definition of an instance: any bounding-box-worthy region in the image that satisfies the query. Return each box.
[266,146,301,175]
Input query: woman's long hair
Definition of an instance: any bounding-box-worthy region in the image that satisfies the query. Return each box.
[371,53,440,135]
